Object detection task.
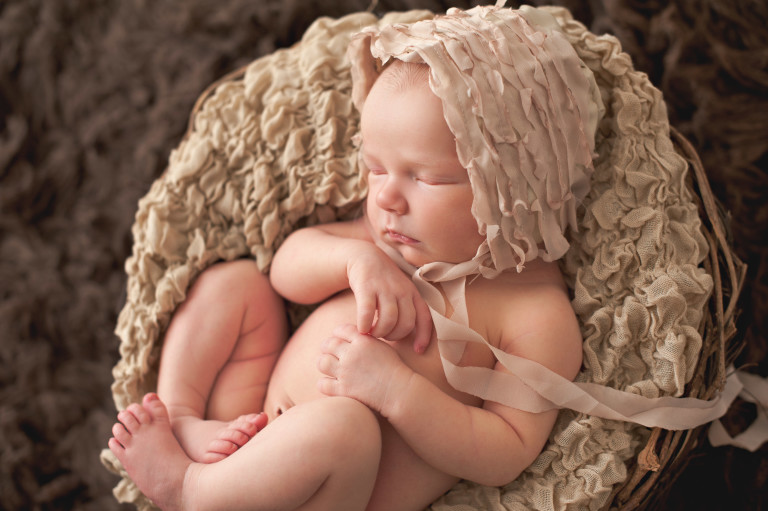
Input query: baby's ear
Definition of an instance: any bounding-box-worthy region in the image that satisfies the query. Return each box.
[347,33,380,112]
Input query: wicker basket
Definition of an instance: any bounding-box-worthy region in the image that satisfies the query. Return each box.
[102,9,748,510]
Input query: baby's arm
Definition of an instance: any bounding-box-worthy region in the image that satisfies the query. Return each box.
[271,218,431,349]
[270,219,370,304]
[319,283,583,485]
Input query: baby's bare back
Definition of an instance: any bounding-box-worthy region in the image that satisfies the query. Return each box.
[263,290,489,510]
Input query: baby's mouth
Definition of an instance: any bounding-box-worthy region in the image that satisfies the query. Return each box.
[386,229,418,245]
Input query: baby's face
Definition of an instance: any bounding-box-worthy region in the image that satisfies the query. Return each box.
[360,69,485,267]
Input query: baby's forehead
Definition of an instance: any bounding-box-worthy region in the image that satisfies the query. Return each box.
[374,61,430,92]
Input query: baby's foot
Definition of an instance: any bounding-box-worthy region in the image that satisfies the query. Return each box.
[201,413,268,463]
[109,393,193,511]
[171,413,267,463]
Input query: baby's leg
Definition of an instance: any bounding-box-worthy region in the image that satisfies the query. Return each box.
[109,394,381,511]
[109,394,194,511]
[157,260,288,462]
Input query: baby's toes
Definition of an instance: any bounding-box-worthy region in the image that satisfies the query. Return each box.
[218,425,252,448]
[108,435,125,455]
[111,422,132,450]
[117,408,140,433]
[232,413,267,438]
[201,438,239,463]
[116,401,153,434]
[249,412,269,430]
[141,393,171,424]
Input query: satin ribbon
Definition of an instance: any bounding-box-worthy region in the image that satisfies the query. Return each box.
[376,237,747,432]
[709,370,768,451]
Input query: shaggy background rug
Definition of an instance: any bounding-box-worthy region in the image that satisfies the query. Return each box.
[1,1,766,509]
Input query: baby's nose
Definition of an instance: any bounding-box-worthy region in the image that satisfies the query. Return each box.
[375,180,407,214]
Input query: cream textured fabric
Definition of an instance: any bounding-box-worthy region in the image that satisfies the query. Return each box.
[101,6,716,510]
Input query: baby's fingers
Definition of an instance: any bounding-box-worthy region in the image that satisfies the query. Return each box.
[412,298,433,354]
[356,293,377,335]
[317,352,340,377]
[317,376,341,397]
[320,334,348,357]
[318,334,347,377]
[369,293,398,339]
[382,296,416,341]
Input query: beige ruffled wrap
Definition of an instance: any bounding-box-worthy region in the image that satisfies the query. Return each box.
[100,4,743,510]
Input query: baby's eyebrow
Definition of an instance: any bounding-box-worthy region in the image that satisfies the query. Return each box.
[358,143,375,159]
[409,160,441,169]
[359,149,377,164]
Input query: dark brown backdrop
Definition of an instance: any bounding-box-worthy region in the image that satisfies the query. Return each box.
[1,1,766,509]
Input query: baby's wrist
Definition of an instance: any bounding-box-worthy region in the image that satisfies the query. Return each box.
[345,241,383,280]
[380,364,417,420]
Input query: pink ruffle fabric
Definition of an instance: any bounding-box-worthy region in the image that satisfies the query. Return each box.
[349,3,602,275]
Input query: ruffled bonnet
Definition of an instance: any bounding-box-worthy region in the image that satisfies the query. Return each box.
[348,2,604,276]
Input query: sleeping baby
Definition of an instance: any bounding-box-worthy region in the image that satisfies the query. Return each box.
[107,5,600,510]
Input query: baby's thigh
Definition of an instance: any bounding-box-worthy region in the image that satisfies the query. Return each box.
[159,259,287,421]
[231,397,381,511]
[206,262,289,420]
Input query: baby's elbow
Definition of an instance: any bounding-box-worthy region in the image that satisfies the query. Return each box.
[476,465,525,488]
[475,426,547,487]
[479,447,539,487]
[269,259,305,303]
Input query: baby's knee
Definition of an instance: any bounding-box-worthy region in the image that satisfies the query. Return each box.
[269,398,380,509]
[199,259,283,310]
[314,397,382,492]
[302,397,382,462]
[206,259,270,291]
[329,397,380,441]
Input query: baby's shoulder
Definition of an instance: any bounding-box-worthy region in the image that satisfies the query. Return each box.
[467,259,569,310]
[467,261,582,379]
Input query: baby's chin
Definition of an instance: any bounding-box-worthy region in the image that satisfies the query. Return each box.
[397,246,472,268]
[384,243,428,268]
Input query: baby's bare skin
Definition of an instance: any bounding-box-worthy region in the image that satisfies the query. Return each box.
[264,290,491,510]
[109,284,489,511]
[109,257,579,511]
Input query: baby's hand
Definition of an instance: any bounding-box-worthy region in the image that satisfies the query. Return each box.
[317,324,413,416]
[347,247,432,353]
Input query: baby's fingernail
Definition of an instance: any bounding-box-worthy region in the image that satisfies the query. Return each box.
[145,392,158,401]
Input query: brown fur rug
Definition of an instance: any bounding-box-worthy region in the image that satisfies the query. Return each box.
[1,1,766,509]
